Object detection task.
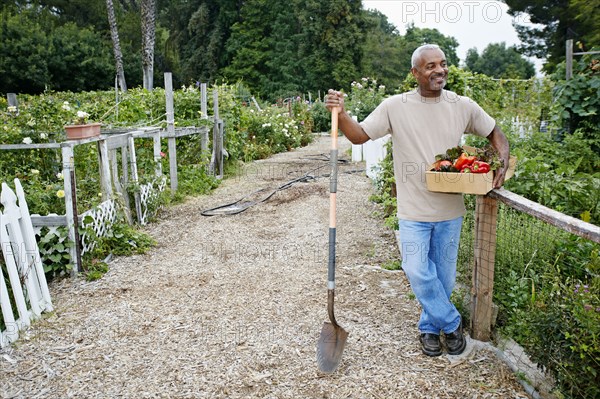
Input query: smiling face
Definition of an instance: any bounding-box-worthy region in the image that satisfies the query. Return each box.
[411,48,448,97]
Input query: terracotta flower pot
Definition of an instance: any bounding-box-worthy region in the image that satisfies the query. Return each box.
[64,123,102,140]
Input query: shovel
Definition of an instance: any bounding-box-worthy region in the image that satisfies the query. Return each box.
[316,107,349,373]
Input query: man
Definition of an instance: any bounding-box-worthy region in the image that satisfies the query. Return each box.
[326,44,510,356]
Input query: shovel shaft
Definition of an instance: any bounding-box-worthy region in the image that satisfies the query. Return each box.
[316,107,348,374]
[328,228,336,288]
[328,107,339,289]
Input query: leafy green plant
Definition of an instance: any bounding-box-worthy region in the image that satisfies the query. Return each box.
[345,77,387,121]
[522,274,600,399]
[381,259,401,270]
[77,220,157,281]
[552,51,600,140]
[84,259,109,282]
[369,141,398,230]
[310,101,330,133]
[505,131,600,224]
[84,221,155,259]
[37,226,73,276]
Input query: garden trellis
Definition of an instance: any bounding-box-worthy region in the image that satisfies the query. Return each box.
[0,74,224,273]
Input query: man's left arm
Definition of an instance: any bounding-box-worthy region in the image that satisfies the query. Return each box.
[487,125,510,188]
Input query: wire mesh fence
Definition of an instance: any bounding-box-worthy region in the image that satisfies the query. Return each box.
[457,192,600,398]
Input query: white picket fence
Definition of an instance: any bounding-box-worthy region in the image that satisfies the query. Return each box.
[1,179,53,348]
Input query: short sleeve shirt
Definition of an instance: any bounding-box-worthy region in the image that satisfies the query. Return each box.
[360,89,496,222]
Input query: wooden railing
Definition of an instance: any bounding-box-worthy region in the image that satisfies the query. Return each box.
[470,188,600,340]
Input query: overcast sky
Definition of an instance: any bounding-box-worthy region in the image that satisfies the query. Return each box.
[362,0,544,74]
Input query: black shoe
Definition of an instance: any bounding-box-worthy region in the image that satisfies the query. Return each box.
[420,333,442,357]
[445,326,467,355]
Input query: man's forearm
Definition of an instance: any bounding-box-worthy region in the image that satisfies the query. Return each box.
[488,126,510,163]
[338,110,370,145]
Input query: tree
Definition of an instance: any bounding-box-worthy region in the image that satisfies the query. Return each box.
[140,0,156,90]
[47,22,113,92]
[402,24,459,68]
[465,42,535,79]
[503,0,600,73]
[106,0,127,91]
[223,0,365,100]
[397,23,459,77]
[0,7,51,93]
[359,9,406,92]
[158,0,240,85]
[222,0,271,97]
[0,5,112,94]
[295,0,364,94]
[262,0,303,99]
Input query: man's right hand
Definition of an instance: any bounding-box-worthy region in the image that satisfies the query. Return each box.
[325,89,346,113]
[324,89,371,145]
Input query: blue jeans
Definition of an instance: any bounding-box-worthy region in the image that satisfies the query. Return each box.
[398,217,463,335]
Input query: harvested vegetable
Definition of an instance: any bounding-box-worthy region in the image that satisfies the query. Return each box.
[431,146,503,173]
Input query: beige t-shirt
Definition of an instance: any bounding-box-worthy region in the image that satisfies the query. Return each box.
[360,89,496,222]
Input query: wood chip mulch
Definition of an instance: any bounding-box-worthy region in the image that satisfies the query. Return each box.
[1,136,531,399]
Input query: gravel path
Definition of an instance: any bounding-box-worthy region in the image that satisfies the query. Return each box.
[1,136,530,398]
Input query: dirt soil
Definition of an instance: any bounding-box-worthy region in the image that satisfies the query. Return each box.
[1,136,531,398]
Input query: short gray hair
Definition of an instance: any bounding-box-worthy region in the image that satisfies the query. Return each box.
[411,44,442,68]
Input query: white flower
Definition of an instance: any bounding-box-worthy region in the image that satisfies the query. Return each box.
[40,133,47,139]
[62,102,71,111]
[31,169,40,175]
[22,137,32,144]
[8,106,17,112]
[73,110,91,125]
[56,172,64,180]
[379,85,386,90]
[27,119,36,127]
[361,77,368,82]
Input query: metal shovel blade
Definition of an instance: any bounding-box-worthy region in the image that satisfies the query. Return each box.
[316,321,349,373]
[316,290,349,373]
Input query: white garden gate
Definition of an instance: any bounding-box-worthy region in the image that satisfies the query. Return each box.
[1,179,53,348]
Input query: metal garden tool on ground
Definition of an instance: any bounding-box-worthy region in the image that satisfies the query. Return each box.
[316,107,349,373]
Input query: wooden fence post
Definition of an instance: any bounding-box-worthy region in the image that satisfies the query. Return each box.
[98,138,113,201]
[7,93,18,111]
[164,73,178,194]
[61,145,81,275]
[566,39,573,80]
[211,89,223,179]
[128,136,143,223]
[152,130,162,178]
[471,195,499,341]
[108,144,133,225]
[200,83,209,153]
[201,83,208,119]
